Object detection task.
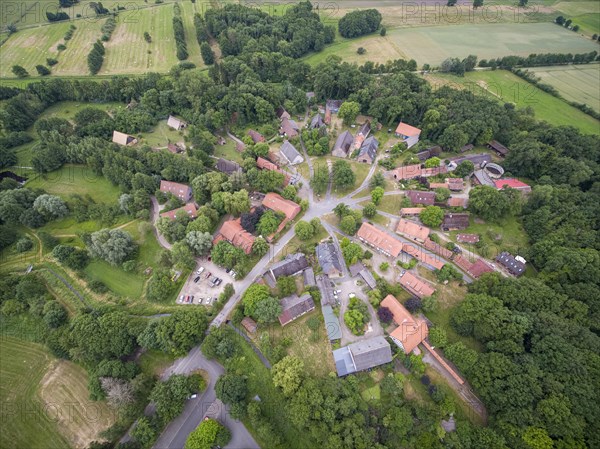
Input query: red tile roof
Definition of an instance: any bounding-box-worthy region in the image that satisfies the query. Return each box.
[356,223,403,257]
[215,219,255,254]
[160,203,198,220]
[424,238,453,259]
[494,178,531,190]
[468,259,494,278]
[262,193,300,221]
[247,129,265,143]
[399,272,435,298]
[402,243,445,270]
[396,218,430,242]
[395,122,422,137]
[256,157,290,186]
[406,190,435,206]
[400,207,424,216]
[453,254,474,272]
[447,197,467,208]
[381,295,428,354]
[456,233,479,244]
[160,180,192,201]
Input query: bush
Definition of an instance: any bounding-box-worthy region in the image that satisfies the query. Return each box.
[15,237,33,253]
[357,47,366,55]
[46,58,58,66]
[89,279,108,293]
[35,65,51,76]
[338,9,382,38]
[404,297,422,312]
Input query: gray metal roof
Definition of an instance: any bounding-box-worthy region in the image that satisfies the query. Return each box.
[357,136,379,161]
[279,293,315,326]
[303,267,316,287]
[333,346,355,376]
[322,305,341,341]
[359,269,377,289]
[309,114,324,129]
[280,140,303,164]
[316,274,335,306]
[269,253,309,280]
[472,169,495,187]
[316,242,343,276]
[333,130,353,157]
[350,336,392,371]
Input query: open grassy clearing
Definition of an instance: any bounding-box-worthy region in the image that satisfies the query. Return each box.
[528,64,600,112]
[262,312,336,377]
[303,34,405,66]
[26,165,123,204]
[36,100,123,122]
[0,337,115,449]
[0,337,69,449]
[554,1,600,35]
[0,74,143,87]
[214,137,244,163]
[180,1,204,66]
[0,21,72,77]
[84,259,146,298]
[139,349,176,378]
[428,70,600,134]
[101,4,179,75]
[140,119,186,148]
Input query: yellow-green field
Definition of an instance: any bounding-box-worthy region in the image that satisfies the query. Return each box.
[0,337,115,449]
[427,69,600,135]
[529,64,600,112]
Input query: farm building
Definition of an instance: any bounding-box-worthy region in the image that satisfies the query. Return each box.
[456,233,480,244]
[495,178,531,193]
[453,255,474,273]
[267,253,309,283]
[483,163,504,178]
[316,274,336,306]
[422,166,448,177]
[381,295,429,354]
[442,213,470,231]
[316,242,343,277]
[357,136,379,164]
[276,107,291,120]
[399,271,436,298]
[262,192,301,236]
[322,305,342,341]
[472,169,495,187]
[325,99,343,124]
[357,223,403,258]
[402,243,445,270]
[390,164,422,180]
[159,180,193,202]
[333,336,392,376]
[303,268,316,287]
[279,140,303,165]
[487,140,509,157]
[280,118,300,138]
[167,115,187,130]
[247,129,265,143]
[160,203,198,221]
[395,122,422,148]
[406,190,435,206]
[447,178,464,191]
[417,146,442,161]
[450,153,491,168]
[460,144,474,153]
[216,158,242,175]
[166,143,183,154]
[468,259,494,278]
[349,262,377,289]
[396,218,430,243]
[424,238,453,259]
[309,114,325,129]
[496,252,526,276]
[213,219,256,254]
[256,157,291,186]
[447,197,467,208]
[279,294,315,326]
[241,317,258,334]
[332,131,354,158]
[353,121,371,150]
[401,207,424,216]
[112,130,138,146]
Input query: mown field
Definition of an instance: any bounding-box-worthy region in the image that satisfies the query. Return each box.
[0,337,115,449]
[554,1,600,36]
[529,64,600,112]
[427,69,600,134]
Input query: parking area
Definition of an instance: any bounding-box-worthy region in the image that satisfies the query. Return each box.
[176,259,236,306]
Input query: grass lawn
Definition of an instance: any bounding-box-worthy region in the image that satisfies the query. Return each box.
[374,194,407,215]
[52,20,104,76]
[448,215,530,259]
[281,222,329,255]
[26,165,123,204]
[428,70,600,135]
[139,349,176,378]
[139,119,186,148]
[331,160,371,197]
[36,101,123,122]
[528,64,600,113]
[84,259,146,298]
[0,337,115,449]
[213,137,244,164]
[261,313,336,377]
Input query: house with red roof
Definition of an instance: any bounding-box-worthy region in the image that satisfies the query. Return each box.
[396,218,429,243]
[160,203,198,220]
[395,122,422,149]
[261,193,301,239]
[256,157,290,186]
[159,180,193,202]
[213,218,256,254]
[381,295,429,354]
[398,271,435,298]
[357,223,403,258]
[494,178,531,193]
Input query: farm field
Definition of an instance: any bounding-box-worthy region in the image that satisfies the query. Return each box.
[0,337,115,449]
[428,69,600,134]
[387,22,599,66]
[528,65,600,112]
[52,20,104,75]
[101,4,179,75]
[554,1,600,36]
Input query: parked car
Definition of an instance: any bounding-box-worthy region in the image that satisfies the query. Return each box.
[190,295,195,302]
[206,272,212,279]
[179,295,185,302]
[185,295,190,303]
[335,289,342,294]
[196,267,205,275]
[189,394,197,399]
[225,268,231,273]
[215,278,222,286]
[348,292,356,298]
[194,276,200,283]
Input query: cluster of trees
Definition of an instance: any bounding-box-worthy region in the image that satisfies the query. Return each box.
[338,9,382,38]
[301,128,329,156]
[0,189,70,228]
[205,2,334,59]
[340,236,365,266]
[185,418,230,449]
[555,15,581,32]
[172,3,188,60]
[100,16,117,41]
[332,160,355,190]
[478,50,598,69]
[84,228,137,266]
[87,40,106,74]
[333,202,362,235]
[439,55,477,76]
[46,11,69,22]
[294,218,321,241]
[419,205,444,227]
[344,296,369,335]
[468,185,522,221]
[241,284,282,324]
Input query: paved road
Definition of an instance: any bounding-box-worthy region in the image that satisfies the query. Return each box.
[150,197,173,250]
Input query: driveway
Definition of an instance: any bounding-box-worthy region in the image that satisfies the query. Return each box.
[150,196,172,250]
